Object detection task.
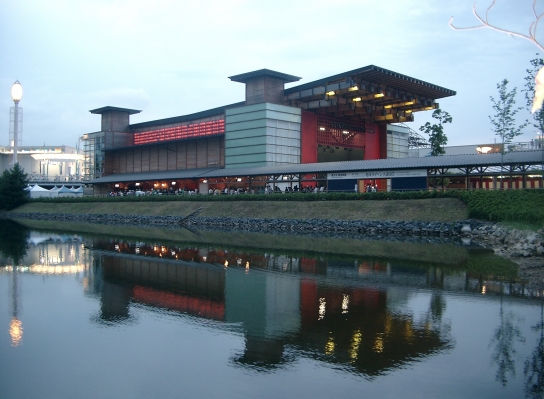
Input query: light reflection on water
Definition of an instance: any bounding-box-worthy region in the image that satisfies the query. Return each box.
[0,221,543,399]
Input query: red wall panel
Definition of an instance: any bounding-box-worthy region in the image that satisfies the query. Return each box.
[134,120,224,145]
[133,285,225,321]
[364,122,381,160]
[379,123,388,159]
[301,111,318,164]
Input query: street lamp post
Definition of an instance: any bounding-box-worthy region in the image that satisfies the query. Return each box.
[10,80,23,165]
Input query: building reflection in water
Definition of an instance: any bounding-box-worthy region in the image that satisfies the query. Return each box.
[1,231,91,346]
[85,238,458,375]
[2,233,530,375]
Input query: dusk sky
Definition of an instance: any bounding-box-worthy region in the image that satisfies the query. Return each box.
[1,0,543,149]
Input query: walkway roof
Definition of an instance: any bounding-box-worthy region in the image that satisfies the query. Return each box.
[89,151,544,184]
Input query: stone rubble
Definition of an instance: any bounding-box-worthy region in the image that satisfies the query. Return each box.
[466,224,544,259]
[3,211,485,238]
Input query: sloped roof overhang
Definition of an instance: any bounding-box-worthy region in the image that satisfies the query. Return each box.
[284,65,456,124]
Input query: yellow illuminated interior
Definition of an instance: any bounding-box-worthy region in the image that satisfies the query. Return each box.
[350,330,362,361]
[10,318,23,347]
[373,333,384,353]
[324,337,335,355]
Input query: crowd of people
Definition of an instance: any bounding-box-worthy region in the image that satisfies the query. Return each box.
[107,184,336,196]
[108,188,199,196]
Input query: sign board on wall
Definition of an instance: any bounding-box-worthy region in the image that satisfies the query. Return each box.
[327,169,427,180]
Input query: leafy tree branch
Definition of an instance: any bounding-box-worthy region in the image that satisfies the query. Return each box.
[419,109,452,156]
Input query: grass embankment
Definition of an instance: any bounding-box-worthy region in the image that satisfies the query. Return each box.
[11,198,468,222]
[19,189,544,225]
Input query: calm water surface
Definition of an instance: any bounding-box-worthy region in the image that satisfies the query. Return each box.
[1,220,543,399]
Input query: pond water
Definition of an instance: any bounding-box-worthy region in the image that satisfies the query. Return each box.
[0,219,543,399]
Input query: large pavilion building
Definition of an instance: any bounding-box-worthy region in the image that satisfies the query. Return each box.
[83,65,457,194]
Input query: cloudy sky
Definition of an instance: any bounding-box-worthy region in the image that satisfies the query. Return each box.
[1,0,543,149]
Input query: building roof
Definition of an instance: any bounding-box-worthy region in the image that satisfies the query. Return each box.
[229,69,301,84]
[129,102,245,129]
[281,65,456,124]
[99,66,453,134]
[285,65,455,99]
[89,151,544,184]
[90,106,142,115]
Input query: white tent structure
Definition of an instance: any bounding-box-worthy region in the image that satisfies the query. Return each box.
[28,184,52,198]
[57,185,76,197]
[70,186,84,196]
[49,186,61,198]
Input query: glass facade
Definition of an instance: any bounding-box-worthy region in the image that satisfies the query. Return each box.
[387,125,409,159]
[82,132,105,181]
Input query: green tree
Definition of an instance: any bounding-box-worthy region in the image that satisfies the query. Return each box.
[0,163,29,210]
[489,79,528,153]
[419,108,452,156]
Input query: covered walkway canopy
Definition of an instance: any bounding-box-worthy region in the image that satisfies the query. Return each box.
[89,150,544,192]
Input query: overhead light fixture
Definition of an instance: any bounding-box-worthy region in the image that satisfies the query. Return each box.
[352,97,362,102]
[319,127,325,131]
[326,91,335,96]
[349,86,359,91]
[405,110,413,113]
[202,179,208,183]
[342,130,349,135]
[171,182,176,185]
[476,146,493,154]
[135,182,140,186]
[237,178,242,182]
[374,93,385,98]
[114,184,119,188]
